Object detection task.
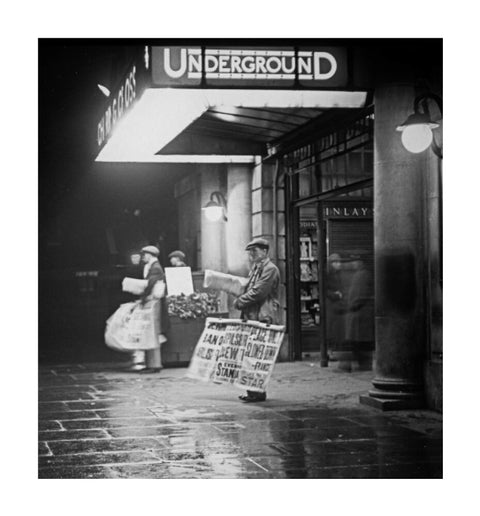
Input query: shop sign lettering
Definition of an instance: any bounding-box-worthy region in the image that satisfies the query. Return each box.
[325,206,373,217]
[97,65,137,148]
[300,206,373,224]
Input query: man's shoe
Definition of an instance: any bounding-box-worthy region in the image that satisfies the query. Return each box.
[239,393,266,402]
[243,396,267,403]
[138,367,162,374]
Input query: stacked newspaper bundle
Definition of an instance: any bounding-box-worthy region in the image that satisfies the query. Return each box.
[122,277,148,295]
[203,270,248,296]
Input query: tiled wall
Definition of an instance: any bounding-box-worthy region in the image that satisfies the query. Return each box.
[251,160,289,360]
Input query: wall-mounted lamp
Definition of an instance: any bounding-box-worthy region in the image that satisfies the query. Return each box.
[203,191,227,222]
[396,93,442,158]
[97,84,111,97]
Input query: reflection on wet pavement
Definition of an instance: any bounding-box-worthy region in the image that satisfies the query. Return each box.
[38,364,442,478]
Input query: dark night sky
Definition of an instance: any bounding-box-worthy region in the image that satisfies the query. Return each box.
[39,41,185,270]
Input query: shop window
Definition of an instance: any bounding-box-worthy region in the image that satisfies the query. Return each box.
[283,109,375,355]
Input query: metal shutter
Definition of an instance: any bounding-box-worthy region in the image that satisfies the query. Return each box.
[327,219,374,271]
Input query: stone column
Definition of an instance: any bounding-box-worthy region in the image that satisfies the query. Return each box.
[360,83,427,410]
[226,164,252,276]
[251,161,274,242]
[200,165,226,272]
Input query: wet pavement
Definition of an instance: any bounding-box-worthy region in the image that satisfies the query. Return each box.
[38,360,442,478]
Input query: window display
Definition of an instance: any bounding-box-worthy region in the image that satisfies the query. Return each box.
[299,224,319,328]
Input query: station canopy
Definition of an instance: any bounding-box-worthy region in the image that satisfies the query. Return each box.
[95,88,368,164]
[95,45,369,163]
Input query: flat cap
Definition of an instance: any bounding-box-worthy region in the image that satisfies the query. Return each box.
[328,253,342,262]
[245,238,269,251]
[141,245,160,257]
[168,250,186,260]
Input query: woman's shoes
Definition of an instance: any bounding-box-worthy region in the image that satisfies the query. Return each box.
[126,364,146,372]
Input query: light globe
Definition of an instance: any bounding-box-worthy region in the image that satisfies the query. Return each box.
[204,205,224,222]
[400,124,433,154]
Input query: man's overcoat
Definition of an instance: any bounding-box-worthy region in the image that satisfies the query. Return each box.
[235,258,280,324]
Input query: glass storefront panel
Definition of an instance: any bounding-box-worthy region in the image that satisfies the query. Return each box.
[285,109,375,365]
[297,197,374,360]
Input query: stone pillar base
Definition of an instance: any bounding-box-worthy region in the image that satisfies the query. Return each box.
[359,394,425,411]
[359,376,425,411]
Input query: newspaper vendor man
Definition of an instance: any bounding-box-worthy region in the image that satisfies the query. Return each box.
[233,238,280,402]
[130,245,168,373]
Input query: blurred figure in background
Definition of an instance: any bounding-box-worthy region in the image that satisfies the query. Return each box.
[337,252,374,372]
[121,250,145,372]
[326,253,346,361]
[122,250,143,303]
[168,250,187,267]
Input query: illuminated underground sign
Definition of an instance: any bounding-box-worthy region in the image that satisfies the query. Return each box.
[164,49,336,79]
[97,65,137,148]
[152,46,347,88]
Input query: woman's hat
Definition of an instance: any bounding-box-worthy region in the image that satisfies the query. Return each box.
[168,250,186,260]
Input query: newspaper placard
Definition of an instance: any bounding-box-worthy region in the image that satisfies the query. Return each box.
[186,319,226,382]
[165,266,194,296]
[213,321,251,386]
[237,324,285,392]
[187,318,285,392]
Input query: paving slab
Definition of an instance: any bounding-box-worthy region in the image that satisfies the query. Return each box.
[38,360,442,478]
